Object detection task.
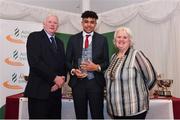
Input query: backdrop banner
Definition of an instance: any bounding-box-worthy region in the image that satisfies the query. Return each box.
[0,19,42,113]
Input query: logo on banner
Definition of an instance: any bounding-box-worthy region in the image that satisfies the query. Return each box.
[4,49,27,66]
[2,73,26,89]
[5,27,30,44]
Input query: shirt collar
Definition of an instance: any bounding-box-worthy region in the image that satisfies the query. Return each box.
[44,29,55,39]
[82,31,94,37]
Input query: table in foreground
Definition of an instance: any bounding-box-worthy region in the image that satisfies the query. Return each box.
[5,93,177,119]
[18,97,174,119]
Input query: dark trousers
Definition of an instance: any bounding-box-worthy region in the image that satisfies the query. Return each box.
[28,94,62,119]
[72,79,104,119]
[113,111,147,119]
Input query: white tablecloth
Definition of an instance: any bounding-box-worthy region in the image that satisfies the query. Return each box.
[18,98,174,119]
[18,98,110,119]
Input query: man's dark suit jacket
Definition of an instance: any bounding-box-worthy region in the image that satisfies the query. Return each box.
[66,32,109,88]
[24,29,66,99]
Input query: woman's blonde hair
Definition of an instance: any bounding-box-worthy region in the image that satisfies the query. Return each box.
[113,26,134,47]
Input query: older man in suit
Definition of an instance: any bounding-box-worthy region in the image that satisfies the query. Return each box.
[24,15,66,119]
[66,11,109,119]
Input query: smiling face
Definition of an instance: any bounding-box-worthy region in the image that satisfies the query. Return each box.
[114,29,131,52]
[43,15,59,36]
[81,18,97,33]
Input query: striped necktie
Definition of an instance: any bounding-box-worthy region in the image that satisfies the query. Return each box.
[50,36,57,50]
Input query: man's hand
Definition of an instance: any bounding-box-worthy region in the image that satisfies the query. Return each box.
[73,69,87,79]
[54,76,65,88]
[80,60,99,71]
[51,84,59,92]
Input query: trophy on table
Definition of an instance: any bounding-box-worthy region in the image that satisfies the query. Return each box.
[156,79,173,97]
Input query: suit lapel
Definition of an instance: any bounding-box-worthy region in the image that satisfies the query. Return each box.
[92,33,98,61]
[77,33,83,58]
[41,30,51,46]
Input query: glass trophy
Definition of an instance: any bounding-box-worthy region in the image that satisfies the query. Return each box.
[78,57,88,75]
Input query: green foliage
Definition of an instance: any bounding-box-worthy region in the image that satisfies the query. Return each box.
[102,32,117,57]
[55,32,117,57]
[0,106,5,119]
[56,33,71,50]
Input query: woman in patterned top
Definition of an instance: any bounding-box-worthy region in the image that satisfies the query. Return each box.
[105,27,157,119]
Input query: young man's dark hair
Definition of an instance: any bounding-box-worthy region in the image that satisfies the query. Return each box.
[81,10,98,19]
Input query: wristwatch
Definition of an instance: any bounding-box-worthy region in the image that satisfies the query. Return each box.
[71,69,75,75]
[97,65,101,72]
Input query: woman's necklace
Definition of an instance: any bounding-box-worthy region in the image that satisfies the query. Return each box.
[117,52,125,60]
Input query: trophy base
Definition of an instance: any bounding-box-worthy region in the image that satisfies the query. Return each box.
[157,91,172,97]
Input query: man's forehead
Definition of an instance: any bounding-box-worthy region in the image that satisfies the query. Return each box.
[82,18,96,21]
